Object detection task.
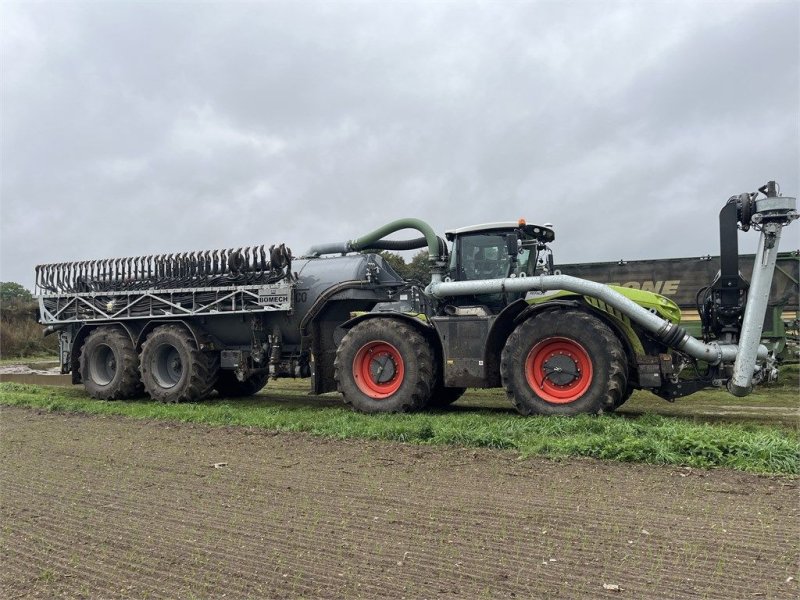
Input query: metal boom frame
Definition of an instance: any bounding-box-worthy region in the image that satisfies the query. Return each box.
[38,282,295,324]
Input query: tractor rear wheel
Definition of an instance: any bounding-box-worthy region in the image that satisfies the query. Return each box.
[215,370,269,398]
[79,327,142,400]
[334,319,434,413]
[500,309,627,415]
[140,324,219,403]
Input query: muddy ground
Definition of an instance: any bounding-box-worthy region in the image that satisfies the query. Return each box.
[1,406,798,599]
[0,362,61,376]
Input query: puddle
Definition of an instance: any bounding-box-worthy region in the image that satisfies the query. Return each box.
[0,362,70,386]
[0,374,73,386]
[0,363,62,376]
[24,361,59,370]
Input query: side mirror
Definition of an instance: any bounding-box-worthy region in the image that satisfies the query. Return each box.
[505,235,519,256]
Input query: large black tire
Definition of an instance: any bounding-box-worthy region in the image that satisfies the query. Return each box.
[500,309,628,416]
[334,319,434,413]
[215,371,269,398]
[79,327,142,400]
[140,325,219,403]
[427,385,467,408]
[613,385,636,410]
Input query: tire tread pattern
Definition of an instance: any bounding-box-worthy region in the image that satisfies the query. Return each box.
[334,319,433,413]
[79,327,143,400]
[501,309,628,416]
[140,324,218,403]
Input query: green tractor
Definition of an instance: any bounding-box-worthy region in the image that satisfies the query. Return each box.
[328,182,796,415]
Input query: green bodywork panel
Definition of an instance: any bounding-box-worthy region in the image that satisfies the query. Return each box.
[527,286,682,355]
[349,310,428,323]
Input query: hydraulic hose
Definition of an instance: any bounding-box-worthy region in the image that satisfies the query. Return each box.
[363,236,428,251]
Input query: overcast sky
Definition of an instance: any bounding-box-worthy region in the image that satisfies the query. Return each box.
[1,0,798,290]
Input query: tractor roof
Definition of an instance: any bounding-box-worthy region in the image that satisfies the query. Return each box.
[445,221,555,243]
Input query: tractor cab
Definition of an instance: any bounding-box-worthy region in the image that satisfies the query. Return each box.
[444,220,555,309]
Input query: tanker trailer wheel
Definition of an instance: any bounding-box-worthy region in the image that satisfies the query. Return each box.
[214,371,269,398]
[334,319,434,413]
[140,324,219,403]
[79,327,143,400]
[500,309,628,416]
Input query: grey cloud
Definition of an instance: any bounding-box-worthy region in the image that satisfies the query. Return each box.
[1,0,797,290]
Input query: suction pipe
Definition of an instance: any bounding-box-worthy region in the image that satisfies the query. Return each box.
[728,195,797,395]
[426,273,764,366]
[306,218,443,263]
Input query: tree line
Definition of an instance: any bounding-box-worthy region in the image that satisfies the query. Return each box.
[374,250,432,283]
[1,282,58,358]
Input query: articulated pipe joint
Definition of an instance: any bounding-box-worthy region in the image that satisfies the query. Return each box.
[751,195,798,226]
[657,322,689,348]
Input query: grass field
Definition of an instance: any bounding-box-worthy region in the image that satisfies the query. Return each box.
[1,377,797,475]
[5,406,797,599]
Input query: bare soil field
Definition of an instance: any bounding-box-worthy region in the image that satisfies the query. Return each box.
[1,406,798,599]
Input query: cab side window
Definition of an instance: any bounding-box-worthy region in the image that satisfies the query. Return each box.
[455,234,510,281]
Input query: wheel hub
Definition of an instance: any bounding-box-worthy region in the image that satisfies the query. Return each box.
[541,353,581,386]
[368,350,397,384]
[89,343,117,386]
[353,341,405,399]
[169,355,182,378]
[525,337,593,404]
[152,344,183,388]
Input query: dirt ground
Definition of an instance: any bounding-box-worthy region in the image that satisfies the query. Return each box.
[1,407,797,599]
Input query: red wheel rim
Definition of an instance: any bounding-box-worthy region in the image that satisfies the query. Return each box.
[525,337,593,404]
[353,341,405,399]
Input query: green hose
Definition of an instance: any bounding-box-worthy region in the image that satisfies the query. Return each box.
[349,218,442,261]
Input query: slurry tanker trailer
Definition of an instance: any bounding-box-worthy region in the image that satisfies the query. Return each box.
[36,181,797,415]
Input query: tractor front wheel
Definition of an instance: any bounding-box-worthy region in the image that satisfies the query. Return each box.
[501,309,628,415]
[334,319,434,413]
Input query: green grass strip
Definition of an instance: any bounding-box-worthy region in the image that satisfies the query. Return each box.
[1,382,798,475]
